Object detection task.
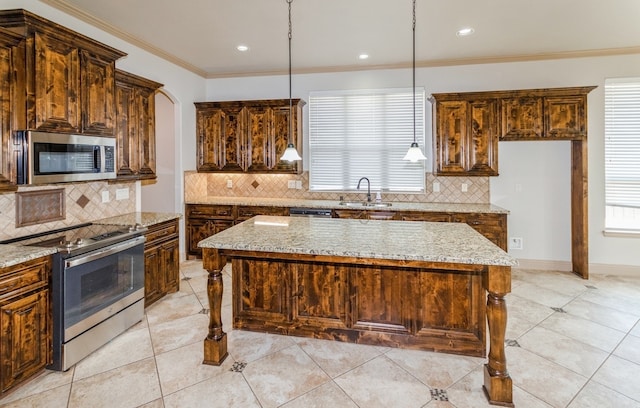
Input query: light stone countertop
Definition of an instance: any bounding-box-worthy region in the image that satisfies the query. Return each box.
[186,196,509,214]
[0,244,57,269]
[199,215,517,267]
[95,212,182,227]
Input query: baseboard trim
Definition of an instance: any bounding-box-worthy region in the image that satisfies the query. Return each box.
[514,259,640,278]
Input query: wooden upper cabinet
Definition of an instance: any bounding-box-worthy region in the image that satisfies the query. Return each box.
[0,9,126,136]
[432,96,498,176]
[115,69,162,180]
[0,27,23,192]
[498,87,595,141]
[195,99,304,174]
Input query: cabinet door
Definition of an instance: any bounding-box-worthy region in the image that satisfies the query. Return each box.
[271,105,300,173]
[544,96,586,139]
[80,50,115,136]
[232,258,289,324]
[143,245,163,306]
[0,34,17,191]
[436,101,467,174]
[468,100,498,175]
[186,218,212,257]
[115,81,137,177]
[134,86,156,178]
[33,33,80,132]
[246,106,271,172]
[500,97,543,140]
[160,239,180,294]
[0,290,49,393]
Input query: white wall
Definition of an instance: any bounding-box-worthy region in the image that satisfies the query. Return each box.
[207,55,640,270]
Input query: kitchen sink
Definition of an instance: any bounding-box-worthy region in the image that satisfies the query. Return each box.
[338,201,392,207]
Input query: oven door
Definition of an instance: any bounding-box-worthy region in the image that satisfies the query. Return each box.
[62,236,145,341]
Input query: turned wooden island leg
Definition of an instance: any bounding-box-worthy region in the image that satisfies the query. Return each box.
[202,248,228,365]
[483,266,514,407]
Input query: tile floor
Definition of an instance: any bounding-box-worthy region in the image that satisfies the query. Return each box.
[1,261,639,408]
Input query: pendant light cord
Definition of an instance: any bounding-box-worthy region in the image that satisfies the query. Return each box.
[412,0,416,144]
[288,0,293,145]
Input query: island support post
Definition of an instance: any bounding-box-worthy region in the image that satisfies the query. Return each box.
[202,248,228,365]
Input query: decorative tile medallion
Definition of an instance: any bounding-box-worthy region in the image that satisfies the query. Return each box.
[251,180,260,189]
[181,276,192,281]
[199,308,209,315]
[430,389,449,401]
[585,285,597,289]
[230,362,247,372]
[76,194,90,209]
[551,307,567,313]
[505,339,521,347]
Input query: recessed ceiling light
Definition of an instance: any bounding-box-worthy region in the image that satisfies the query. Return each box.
[456,27,474,37]
[358,54,369,60]
[236,45,249,52]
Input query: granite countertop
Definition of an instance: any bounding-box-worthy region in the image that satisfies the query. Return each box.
[95,212,182,227]
[186,196,508,214]
[199,215,517,267]
[0,245,57,269]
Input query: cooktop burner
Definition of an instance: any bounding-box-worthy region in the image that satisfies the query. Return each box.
[1,222,147,257]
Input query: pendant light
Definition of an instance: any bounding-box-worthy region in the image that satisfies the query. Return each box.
[280,0,302,162]
[403,0,427,162]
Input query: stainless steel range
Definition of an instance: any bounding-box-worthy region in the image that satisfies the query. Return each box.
[2,222,146,371]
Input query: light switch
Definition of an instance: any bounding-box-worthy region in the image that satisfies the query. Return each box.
[461,183,468,192]
[432,182,440,193]
[101,191,110,203]
[116,188,129,200]
[226,179,233,188]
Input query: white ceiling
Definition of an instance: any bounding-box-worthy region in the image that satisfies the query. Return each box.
[41,0,640,78]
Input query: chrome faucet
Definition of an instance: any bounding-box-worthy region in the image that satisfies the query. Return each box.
[357,177,371,202]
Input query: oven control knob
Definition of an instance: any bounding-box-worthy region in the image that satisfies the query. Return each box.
[129,223,144,232]
[74,238,83,245]
[64,241,74,248]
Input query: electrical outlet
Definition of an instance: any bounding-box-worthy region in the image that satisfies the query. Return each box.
[287,180,296,189]
[295,180,302,189]
[432,182,440,193]
[509,237,523,250]
[461,183,468,192]
[115,188,129,200]
[226,179,233,188]
[101,191,110,203]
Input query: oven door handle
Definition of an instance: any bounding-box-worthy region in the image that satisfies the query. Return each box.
[65,236,146,268]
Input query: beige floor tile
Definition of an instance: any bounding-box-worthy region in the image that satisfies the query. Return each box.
[145,293,204,325]
[592,355,640,401]
[0,368,74,405]
[137,399,165,408]
[614,335,640,365]
[280,381,359,408]
[148,313,209,354]
[539,312,626,352]
[334,355,431,408]
[511,282,574,308]
[567,380,640,408]
[385,347,484,388]
[631,322,640,337]
[155,340,235,395]
[506,346,588,407]
[507,293,555,324]
[242,345,330,408]
[296,337,385,378]
[227,329,296,364]
[514,270,589,297]
[186,274,209,293]
[73,325,154,381]
[163,370,260,408]
[579,289,640,316]
[179,260,208,278]
[518,326,609,377]
[0,383,71,408]
[68,358,161,408]
[506,314,538,340]
[562,297,640,332]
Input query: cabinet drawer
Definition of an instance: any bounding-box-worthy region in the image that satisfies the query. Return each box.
[397,212,451,222]
[187,204,234,219]
[0,257,50,300]
[452,213,505,228]
[145,219,179,245]
[236,206,288,221]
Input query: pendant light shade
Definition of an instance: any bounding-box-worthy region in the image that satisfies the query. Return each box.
[403,0,427,162]
[280,0,302,162]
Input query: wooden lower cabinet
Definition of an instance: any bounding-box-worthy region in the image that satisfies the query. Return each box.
[144,219,180,307]
[0,256,51,395]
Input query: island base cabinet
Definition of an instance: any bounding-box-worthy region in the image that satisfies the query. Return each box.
[231,255,486,357]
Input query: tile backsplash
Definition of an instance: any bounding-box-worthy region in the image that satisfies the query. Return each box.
[184,171,489,204]
[0,181,137,241]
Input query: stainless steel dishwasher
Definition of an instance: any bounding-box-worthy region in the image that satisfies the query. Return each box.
[289,207,333,217]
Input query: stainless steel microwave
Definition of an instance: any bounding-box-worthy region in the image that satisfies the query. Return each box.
[14,131,117,185]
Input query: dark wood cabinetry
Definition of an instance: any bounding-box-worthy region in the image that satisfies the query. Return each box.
[432,96,498,176]
[332,209,398,221]
[195,99,304,174]
[0,28,22,192]
[236,205,288,222]
[143,219,180,307]
[186,204,235,258]
[0,9,126,136]
[115,69,163,180]
[0,256,51,394]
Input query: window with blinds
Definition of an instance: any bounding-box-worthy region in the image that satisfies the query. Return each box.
[308,88,426,192]
[604,78,640,231]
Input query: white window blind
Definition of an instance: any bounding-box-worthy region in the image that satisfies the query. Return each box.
[309,88,426,192]
[605,78,640,232]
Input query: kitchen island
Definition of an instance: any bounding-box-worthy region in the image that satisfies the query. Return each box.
[199,216,517,407]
